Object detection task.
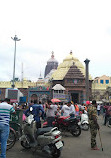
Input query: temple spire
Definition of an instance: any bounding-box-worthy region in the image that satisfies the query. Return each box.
[51,51,54,58]
[39,71,42,79]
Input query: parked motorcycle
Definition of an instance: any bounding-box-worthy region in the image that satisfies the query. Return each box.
[20,114,64,158]
[43,116,81,137]
[78,111,89,131]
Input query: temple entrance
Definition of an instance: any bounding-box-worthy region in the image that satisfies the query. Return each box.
[31,94,38,102]
[71,93,79,104]
[40,94,49,104]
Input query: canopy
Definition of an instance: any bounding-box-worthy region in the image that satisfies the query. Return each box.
[52,84,65,90]
[102,99,109,103]
[51,98,61,103]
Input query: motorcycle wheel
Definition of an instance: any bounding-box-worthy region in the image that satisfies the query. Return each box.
[81,123,89,131]
[70,125,81,137]
[21,134,31,149]
[52,148,61,158]
[50,144,61,158]
[6,127,16,150]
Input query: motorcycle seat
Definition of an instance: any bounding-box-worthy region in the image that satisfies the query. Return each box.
[36,127,53,136]
[69,117,77,121]
[63,118,70,122]
[63,117,76,122]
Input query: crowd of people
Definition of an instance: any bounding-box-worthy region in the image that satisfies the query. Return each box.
[5,99,111,130]
[1,98,111,157]
[23,99,111,151]
[23,100,81,128]
[22,100,92,129]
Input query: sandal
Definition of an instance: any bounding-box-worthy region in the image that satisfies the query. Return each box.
[91,147,99,150]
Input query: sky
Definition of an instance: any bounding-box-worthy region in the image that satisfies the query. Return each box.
[0,0,111,81]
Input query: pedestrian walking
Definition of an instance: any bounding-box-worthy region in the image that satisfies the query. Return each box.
[24,100,44,129]
[68,102,75,117]
[46,100,57,127]
[97,104,101,116]
[103,104,110,126]
[61,102,70,117]
[74,103,79,116]
[0,98,15,158]
[88,100,100,150]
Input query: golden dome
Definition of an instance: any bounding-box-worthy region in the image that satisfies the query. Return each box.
[51,51,92,80]
[63,51,79,62]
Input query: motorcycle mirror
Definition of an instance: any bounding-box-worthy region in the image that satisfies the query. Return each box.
[30,107,33,112]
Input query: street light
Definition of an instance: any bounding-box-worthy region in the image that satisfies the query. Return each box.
[11,35,21,88]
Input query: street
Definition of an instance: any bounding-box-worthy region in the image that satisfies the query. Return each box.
[7,116,111,158]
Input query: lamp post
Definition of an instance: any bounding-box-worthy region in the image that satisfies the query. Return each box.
[11,35,21,88]
[84,58,90,101]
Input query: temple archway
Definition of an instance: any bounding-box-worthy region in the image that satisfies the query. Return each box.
[30,94,38,102]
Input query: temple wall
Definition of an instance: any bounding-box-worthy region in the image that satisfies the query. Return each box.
[0,81,36,88]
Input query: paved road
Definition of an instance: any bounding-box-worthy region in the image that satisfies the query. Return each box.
[7,116,111,158]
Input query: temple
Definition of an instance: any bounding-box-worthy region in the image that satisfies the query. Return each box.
[51,51,92,103]
[44,51,58,77]
[2,51,109,104]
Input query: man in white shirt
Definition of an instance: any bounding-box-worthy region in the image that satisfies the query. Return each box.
[67,102,75,117]
[61,103,70,117]
[97,104,101,116]
[46,101,57,127]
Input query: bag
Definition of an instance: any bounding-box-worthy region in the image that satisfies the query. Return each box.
[25,114,34,124]
[22,114,26,121]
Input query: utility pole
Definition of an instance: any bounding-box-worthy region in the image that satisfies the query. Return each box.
[84,58,90,101]
[11,35,21,88]
[21,62,24,88]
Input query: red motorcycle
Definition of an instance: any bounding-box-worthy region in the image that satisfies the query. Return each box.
[43,116,81,137]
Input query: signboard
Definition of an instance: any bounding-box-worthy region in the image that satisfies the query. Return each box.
[20,96,26,103]
[8,89,18,99]
[53,93,66,99]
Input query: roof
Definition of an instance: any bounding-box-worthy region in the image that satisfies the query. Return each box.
[51,51,92,80]
[52,84,65,90]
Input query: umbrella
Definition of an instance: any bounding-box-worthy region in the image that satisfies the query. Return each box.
[86,101,91,105]
[51,98,61,103]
